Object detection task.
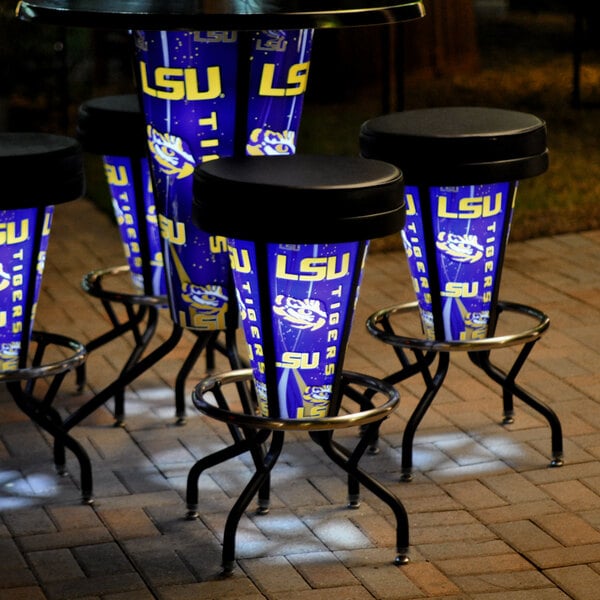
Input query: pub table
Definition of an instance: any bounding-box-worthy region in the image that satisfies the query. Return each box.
[14,0,426,500]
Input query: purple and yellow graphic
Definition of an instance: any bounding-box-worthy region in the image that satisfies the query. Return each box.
[132,29,313,329]
[402,182,514,341]
[103,155,166,297]
[228,239,367,418]
[0,207,53,372]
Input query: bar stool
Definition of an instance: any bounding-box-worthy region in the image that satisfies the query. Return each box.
[0,132,91,503]
[359,107,564,480]
[186,154,410,574]
[76,94,232,425]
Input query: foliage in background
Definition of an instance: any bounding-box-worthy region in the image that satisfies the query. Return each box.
[300,8,600,246]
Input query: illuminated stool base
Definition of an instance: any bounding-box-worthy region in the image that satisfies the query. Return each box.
[186,368,409,574]
[189,153,408,574]
[0,132,88,502]
[76,95,243,426]
[366,300,564,480]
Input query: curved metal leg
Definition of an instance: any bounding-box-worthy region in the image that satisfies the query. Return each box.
[76,301,150,392]
[311,427,409,565]
[174,324,250,426]
[7,380,94,504]
[185,380,271,516]
[59,323,184,435]
[399,352,450,481]
[366,301,562,475]
[174,331,219,425]
[469,348,564,467]
[220,430,284,574]
[112,305,161,425]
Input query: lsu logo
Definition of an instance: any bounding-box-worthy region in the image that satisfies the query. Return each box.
[436,231,483,264]
[273,295,326,331]
[0,262,10,292]
[246,128,296,156]
[181,283,228,311]
[147,125,195,179]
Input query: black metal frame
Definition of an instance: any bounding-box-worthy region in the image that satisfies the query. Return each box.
[186,368,409,575]
[2,331,90,501]
[366,300,564,481]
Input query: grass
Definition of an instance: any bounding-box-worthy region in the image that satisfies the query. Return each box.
[299,9,600,246]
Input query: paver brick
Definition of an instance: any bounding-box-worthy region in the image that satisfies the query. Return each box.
[544,564,600,600]
[533,512,600,546]
[402,561,461,596]
[96,507,162,540]
[490,520,561,552]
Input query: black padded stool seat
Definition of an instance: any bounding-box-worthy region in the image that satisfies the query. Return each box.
[0,132,91,502]
[358,107,563,480]
[359,106,549,185]
[0,132,85,206]
[77,94,148,158]
[187,154,410,574]
[193,153,406,241]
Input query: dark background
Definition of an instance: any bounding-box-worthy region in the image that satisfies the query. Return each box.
[2,0,600,243]
[2,0,576,135]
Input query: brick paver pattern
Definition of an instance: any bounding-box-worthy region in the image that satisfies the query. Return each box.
[2,198,599,599]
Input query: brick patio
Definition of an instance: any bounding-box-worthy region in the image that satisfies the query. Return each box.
[2,197,599,599]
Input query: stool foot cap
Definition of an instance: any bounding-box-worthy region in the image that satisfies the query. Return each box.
[185,509,199,520]
[55,464,67,477]
[550,456,564,467]
[394,553,410,566]
[400,472,413,482]
[502,414,515,425]
[175,416,187,426]
[220,561,235,576]
[113,420,125,428]
[368,444,380,455]
[81,495,94,505]
[347,495,361,509]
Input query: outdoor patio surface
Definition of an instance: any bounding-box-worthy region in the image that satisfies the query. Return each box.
[2,196,600,599]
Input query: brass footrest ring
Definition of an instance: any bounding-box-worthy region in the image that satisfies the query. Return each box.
[0,331,86,382]
[367,300,550,353]
[192,368,399,432]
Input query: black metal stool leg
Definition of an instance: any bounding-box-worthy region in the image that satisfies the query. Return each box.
[221,430,284,575]
[113,304,161,425]
[58,323,184,435]
[470,349,564,467]
[312,427,409,565]
[400,352,450,481]
[174,331,219,425]
[188,369,407,573]
[5,334,92,504]
[185,428,273,518]
[185,379,270,516]
[366,301,563,477]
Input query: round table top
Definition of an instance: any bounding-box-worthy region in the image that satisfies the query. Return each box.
[16,0,426,30]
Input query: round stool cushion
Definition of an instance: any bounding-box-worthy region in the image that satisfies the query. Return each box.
[77,94,147,157]
[359,106,549,185]
[193,154,405,243]
[0,132,85,208]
